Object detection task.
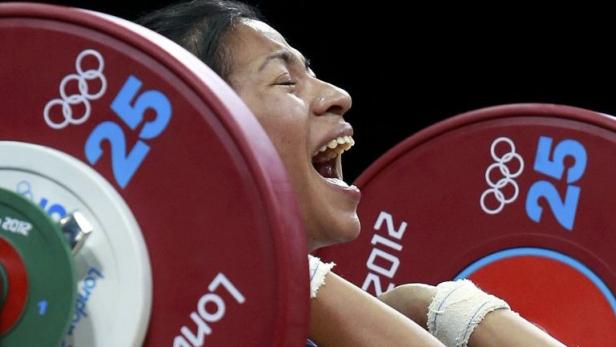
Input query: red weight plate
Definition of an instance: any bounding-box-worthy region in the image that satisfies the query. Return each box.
[317,104,616,345]
[0,3,308,346]
[0,238,29,335]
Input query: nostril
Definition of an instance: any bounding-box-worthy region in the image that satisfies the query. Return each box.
[314,86,352,116]
[327,105,345,116]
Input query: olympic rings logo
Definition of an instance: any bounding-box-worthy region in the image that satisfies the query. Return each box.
[43,49,107,130]
[16,180,34,201]
[480,137,525,215]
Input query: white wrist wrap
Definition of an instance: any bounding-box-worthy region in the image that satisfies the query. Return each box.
[427,279,510,347]
[308,255,335,299]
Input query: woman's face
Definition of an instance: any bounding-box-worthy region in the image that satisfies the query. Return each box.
[226,19,360,251]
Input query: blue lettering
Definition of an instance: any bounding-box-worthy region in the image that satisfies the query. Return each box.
[67,266,104,336]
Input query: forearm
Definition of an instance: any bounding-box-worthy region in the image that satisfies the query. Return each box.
[309,272,444,347]
[379,282,565,347]
[469,310,565,347]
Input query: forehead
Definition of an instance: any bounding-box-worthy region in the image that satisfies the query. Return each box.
[229,19,300,69]
[240,19,286,45]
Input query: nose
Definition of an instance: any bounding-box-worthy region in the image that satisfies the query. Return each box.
[312,81,352,117]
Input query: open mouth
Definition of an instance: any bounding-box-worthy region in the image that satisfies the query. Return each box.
[311,135,355,181]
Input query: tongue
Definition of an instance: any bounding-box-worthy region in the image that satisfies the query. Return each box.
[313,160,351,188]
[315,160,336,178]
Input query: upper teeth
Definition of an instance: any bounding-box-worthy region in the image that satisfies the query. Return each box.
[314,136,355,156]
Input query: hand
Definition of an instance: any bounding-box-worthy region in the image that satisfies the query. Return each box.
[378,283,436,329]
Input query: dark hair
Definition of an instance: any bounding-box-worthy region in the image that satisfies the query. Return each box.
[136,0,261,81]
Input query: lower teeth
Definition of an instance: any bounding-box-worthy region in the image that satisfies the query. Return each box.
[324,177,350,188]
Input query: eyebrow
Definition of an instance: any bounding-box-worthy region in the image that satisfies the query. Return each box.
[258,50,311,72]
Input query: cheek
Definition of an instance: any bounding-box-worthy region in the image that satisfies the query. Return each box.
[257,117,312,202]
[264,119,307,171]
[239,90,310,176]
[255,107,309,161]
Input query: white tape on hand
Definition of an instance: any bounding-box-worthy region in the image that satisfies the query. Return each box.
[308,255,335,299]
[427,279,510,347]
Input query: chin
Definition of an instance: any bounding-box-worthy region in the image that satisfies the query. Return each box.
[306,212,361,252]
[339,214,362,242]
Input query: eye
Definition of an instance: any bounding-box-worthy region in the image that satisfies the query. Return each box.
[277,80,297,86]
[273,73,297,87]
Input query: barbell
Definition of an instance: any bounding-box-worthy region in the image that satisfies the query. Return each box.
[0,2,614,347]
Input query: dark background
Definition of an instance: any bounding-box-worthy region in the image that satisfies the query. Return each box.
[16,0,616,181]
